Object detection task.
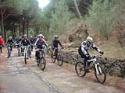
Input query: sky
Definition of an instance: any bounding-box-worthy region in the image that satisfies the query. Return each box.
[37,0,50,9]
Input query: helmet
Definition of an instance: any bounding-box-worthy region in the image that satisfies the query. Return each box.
[54,35,58,39]
[86,36,93,43]
[38,34,44,38]
[9,36,12,39]
[24,34,27,37]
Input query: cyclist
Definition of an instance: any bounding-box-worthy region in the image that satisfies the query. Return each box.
[35,34,48,65]
[6,36,14,58]
[15,36,22,56]
[29,36,35,51]
[51,35,63,58]
[21,34,31,58]
[78,36,104,72]
[0,35,5,53]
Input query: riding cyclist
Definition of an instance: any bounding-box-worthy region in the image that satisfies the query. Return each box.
[6,36,14,58]
[21,34,31,58]
[51,35,63,58]
[30,36,35,51]
[15,36,22,56]
[78,36,104,72]
[35,34,48,65]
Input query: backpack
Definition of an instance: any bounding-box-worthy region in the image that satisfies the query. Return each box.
[78,46,84,56]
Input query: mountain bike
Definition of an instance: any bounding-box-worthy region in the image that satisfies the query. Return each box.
[15,43,21,56]
[51,48,63,66]
[75,54,106,84]
[36,48,46,71]
[7,44,13,58]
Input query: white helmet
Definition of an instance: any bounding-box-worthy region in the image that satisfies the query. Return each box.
[54,35,58,39]
[24,34,27,37]
[86,36,93,43]
[38,34,44,38]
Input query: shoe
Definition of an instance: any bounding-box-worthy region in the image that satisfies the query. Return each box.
[85,69,90,73]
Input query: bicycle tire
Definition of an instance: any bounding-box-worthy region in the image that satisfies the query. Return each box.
[24,53,27,64]
[75,62,86,77]
[51,54,56,63]
[57,54,63,66]
[94,63,106,84]
[39,58,46,71]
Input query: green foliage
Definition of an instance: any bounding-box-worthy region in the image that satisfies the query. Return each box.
[49,0,74,39]
[85,0,116,39]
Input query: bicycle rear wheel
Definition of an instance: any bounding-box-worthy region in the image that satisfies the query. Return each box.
[51,54,56,63]
[75,62,86,77]
[57,54,63,66]
[39,58,46,71]
[94,63,106,84]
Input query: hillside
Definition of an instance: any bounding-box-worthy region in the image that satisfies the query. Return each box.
[60,21,125,59]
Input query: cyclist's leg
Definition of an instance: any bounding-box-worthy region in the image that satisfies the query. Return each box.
[54,48,58,59]
[80,54,89,71]
[28,46,31,58]
[0,45,2,53]
[35,50,39,60]
[7,47,10,58]
[31,45,33,51]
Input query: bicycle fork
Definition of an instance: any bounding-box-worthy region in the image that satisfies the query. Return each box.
[95,63,102,75]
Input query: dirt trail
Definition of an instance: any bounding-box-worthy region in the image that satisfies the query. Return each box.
[0,48,124,93]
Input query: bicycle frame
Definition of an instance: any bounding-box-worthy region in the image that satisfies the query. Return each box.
[88,56,102,75]
[24,46,28,57]
[39,49,45,58]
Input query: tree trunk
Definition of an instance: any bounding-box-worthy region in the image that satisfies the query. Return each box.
[0,9,5,37]
[26,21,29,37]
[73,0,82,18]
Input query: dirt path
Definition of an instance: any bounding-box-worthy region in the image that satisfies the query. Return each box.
[0,48,124,93]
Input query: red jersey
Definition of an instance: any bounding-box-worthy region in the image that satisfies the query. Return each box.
[0,37,5,45]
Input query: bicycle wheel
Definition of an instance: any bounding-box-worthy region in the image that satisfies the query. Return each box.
[94,63,106,84]
[57,54,63,66]
[51,54,56,63]
[17,48,21,56]
[24,53,27,64]
[75,62,86,77]
[39,58,46,71]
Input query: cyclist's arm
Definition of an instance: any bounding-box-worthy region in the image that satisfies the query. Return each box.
[34,38,39,46]
[92,44,102,53]
[43,40,48,48]
[58,40,63,48]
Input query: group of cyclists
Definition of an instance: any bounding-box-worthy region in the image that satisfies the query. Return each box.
[0,33,104,73]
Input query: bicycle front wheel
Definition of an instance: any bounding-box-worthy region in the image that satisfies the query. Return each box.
[39,58,46,71]
[94,63,106,84]
[24,53,27,64]
[75,62,86,77]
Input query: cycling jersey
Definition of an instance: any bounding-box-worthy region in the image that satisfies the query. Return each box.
[21,38,31,46]
[35,38,47,49]
[52,39,62,49]
[7,39,14,46]
[79,41,101,56]
[0,37,4,45]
